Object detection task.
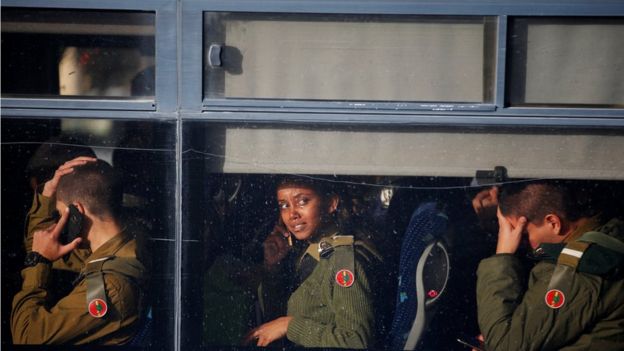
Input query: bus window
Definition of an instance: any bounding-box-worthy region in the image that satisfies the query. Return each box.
[181,122,624,350]
[507,17,624,108]
[203,13,497,104]
[1,8,155,98]
[1,118,176,349]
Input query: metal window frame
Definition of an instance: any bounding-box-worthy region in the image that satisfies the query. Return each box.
[198,11,499,113]
[1,0,179,113]
[181,0,624,126]
[2,2,624,351]
[1,2,181,351]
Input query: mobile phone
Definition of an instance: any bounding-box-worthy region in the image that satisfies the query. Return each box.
[59,204,83,244]
[456,336,485,351]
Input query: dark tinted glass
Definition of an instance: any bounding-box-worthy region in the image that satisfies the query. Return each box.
[181,121,624,350]
[2,8,155,98]
[1,118,176,349]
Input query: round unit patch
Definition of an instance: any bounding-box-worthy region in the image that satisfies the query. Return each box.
[545,289,565,309]
[88,298,108,318]
[335,269,355,288]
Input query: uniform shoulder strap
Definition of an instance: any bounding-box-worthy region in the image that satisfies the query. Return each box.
[84,256,113,318]
[579,231,624,255]
[327,235,356,288]
[331,235,354,247]
[101,256,146,282]
[556,240,591,270]
[83,256,146,318]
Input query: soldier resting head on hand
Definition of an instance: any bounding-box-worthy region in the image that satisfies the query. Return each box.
[475,180,624,350]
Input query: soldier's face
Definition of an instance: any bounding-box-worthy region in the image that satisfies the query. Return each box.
[277,185,336,242]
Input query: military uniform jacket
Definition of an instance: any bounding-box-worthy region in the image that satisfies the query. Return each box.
[476,218,624,350]
[285,232,382,349]
[11,192,146,345]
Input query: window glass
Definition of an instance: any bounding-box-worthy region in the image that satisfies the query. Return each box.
[2,8,155,98]
[182,122,624,350]
[204,13,497,104]
[507,17,624,108]
[1,118,176,349]
[190,124,624,180]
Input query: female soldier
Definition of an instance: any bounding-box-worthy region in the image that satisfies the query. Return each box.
[245,176,382,349]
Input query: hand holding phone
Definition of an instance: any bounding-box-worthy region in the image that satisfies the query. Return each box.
[32,206,83,261]
[263,220,292,268]
[59,204,84,245]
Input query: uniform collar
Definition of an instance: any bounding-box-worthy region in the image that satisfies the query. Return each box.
[564,215,602,243]
[85,229,130,263]
[532,215,603,261]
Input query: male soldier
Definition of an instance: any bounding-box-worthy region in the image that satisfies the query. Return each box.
[476,181,624,350]
[11,157,147,345]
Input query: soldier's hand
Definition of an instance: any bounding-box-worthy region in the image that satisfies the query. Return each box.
[263,223,291,268]
[472,187,499,232]
[42,156,97,197]
[243,316,292,347]
[31,206,82,261]
[472,334,484,351]
[495,208,526,254]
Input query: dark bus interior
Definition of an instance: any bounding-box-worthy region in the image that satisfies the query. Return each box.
[3,118,624,350]
[2,3,623,350]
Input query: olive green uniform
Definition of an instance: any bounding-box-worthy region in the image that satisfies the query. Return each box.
[476,218,624,350]
[11,192,146,345]
[285,232,382,349]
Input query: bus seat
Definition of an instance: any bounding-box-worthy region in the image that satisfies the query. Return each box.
[129,307,153,347]
[388,201,451,350]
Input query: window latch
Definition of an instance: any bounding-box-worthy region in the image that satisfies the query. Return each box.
[207,44,222,67]
[474,166,507,186]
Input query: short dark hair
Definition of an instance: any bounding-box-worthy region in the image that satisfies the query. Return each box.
[499,180,600,224]
[26,136,96,184]
[56,160,122,219]
[275,175,337,200]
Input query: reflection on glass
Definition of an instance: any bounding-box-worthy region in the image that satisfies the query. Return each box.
[508,17,624,108]
[1,118,176,349]
[181,122,624,349]
[1,8,155,98]
[203,13,497,103]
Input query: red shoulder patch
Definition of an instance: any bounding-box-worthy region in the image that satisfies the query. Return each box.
[335,269,355,288]
[88,298,108,318]
[545,289,565,309]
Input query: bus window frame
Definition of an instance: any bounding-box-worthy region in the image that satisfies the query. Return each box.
[1,0,178,114]
[1,1,624,351]
[180,0,624,126]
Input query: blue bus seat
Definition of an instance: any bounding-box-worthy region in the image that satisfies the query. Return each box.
[129,307,153,347]
[389,201,450,350]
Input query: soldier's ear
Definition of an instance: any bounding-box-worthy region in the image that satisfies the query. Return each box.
[327,195,339,215]
[545,214,563,235]
[73,202,86,215]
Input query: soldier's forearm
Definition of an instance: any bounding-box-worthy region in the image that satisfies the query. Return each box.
[11,264,52,344]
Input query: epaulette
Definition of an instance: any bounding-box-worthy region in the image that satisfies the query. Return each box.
[537,236,624,277]
[544,232,624,310]
[82,256,146,319]
[318,235,356,288]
